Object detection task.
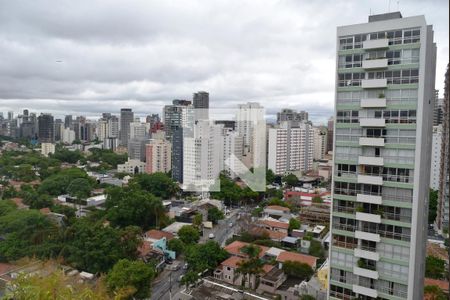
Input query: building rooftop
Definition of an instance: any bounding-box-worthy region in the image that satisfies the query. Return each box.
[369,11,402,23]
[224,241,269,258]
[276,251,318,268]
[144,229,174,241]
[265,205,290,212]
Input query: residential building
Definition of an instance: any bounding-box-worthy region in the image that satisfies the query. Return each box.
[437,65,449,235]
[193,91,209,121]
[163,99,192,140]
[61,127,76,144]
[117,159,146,174]
[277,108,309,124]
[127,138,149,161]
[182,120,223,191]
[327,117,334,154]
[64,115,73,129]
[330,12,436,300]
[41,143,55,157]
[313,127,328,160]
[129,122,150,140]
[433,90,443,126]
[222,128,244,178]
[267,121,314,175]
[37,113,54,143]
[119,108,134,147]
[236,102,266,169]
[430,125,442,190]
[145,139,172,174]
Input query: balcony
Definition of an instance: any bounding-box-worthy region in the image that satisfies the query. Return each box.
[353,284,378,298]
[359,137,385,147]
[356,212,381,224]
[363,39,389,50]
[353,266,379,280]
[360,98,386,108]
[359,118,386,127]
[362,58,388,69]
[354,248,380,261]
[355,230,381,242]
[356,193,382,205]
[357,174,383,185]
[361,78,387,89]
[358,156,384,166]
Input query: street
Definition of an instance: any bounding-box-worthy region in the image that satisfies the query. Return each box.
[151,263,186,300]
[200,209,241,246]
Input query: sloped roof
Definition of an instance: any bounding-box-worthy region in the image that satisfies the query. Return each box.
[276,251,317,268]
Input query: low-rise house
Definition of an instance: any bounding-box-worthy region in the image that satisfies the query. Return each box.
[276,251,318,270]
[263,205,291,219]
[143,229,174,243]
[284,190,331,206]
[257,218,289,234]
[224,241,269,259]
[162,222,192,236]
[249,226,288,242]
[257,267,287,294]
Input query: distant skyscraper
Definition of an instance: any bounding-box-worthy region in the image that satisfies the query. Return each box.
[119,108,134,147]
[430,125,442,190]
[54,119,63,141]
[64,115,73,129]
[437,64,449,235]
[313,127,328,160]
[163,100,192,140]
[433,90,444,126]
[7,111,13,121]
[329,12,436,300]
[326,116,334,154]
[276,108,308,124]
[193,91,209,121]
[38,113,55,143]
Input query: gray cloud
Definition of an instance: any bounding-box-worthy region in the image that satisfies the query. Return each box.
[0,0,448,125]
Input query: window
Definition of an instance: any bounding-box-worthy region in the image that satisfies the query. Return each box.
[338,72,365,87]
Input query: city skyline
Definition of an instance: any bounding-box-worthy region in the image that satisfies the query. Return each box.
[0,1,448,124]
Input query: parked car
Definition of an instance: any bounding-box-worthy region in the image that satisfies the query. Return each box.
[208,233,215,239]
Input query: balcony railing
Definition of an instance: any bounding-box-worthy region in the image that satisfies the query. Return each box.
[333,205,355,214]
[360,245,377,252]
[383,212,412,223]
[333,223,356,231]
[377,286,408,298]
[329,290,354,300]
[332,240,358,250]
[361,226,411,242]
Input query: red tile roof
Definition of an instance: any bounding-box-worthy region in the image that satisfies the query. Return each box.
[265,205,290,212]
[0,262,15,275]
[262,264,275,274]
[221,256,243,268]
[276,251,317,268]
[11,197,28,209]
[224,241,269,258]
[144,229,174,241]
[425,277,449,292]
[259,219,289,230]
[39,207,51,214]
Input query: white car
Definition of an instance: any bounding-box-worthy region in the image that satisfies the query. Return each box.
[208,233,215,239]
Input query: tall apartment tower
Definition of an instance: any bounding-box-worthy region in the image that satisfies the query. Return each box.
[437,64,449,235]
[193,91,209,121]
[329,12,436,300]
[37,113,55,143]
[119,108,134,147]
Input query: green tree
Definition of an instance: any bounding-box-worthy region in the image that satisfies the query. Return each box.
[266,169,276,184]
[67,178,92,201]
[63,219,142,273]
[288,218,301,231]
[167,238,185,256]
[131,173,178,199]
[0,209,59,261]
[207,207,224,224]
[309,240,324,259]
[107,259,155,299]
[282,261,314,280]
[38,167,91,196]
[105,186,164,229]
[236,244,264,289]
[178,225,200,245]
[282,173,298,187]
[425,256,446,279]
[184,241,229,273]
[424,284,447,300]
[429,189,438,224]
[181,271,199,289]
[312,196,323,204]
[193,213,203,227]
[299,296,316,300]
[51,148,83,164]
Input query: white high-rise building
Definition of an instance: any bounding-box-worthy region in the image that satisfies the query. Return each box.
[129,122,150,140]
[182,121,223,191]
[430,125,442,190]
[313,127,328,160]
[329,12,436,300]
[61,127,76,144]
[267,121,314,175]
[222,128,244,178]
[236,102,266,169]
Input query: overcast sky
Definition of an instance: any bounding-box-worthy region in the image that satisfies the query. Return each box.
[0,0,448,124]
